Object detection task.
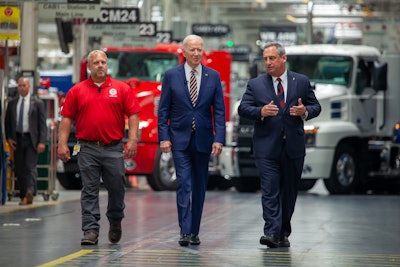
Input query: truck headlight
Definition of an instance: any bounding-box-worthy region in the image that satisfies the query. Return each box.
[238,126,254,137]
[304,125,319,147]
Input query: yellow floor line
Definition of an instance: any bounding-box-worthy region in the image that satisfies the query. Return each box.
[36,249,93,267]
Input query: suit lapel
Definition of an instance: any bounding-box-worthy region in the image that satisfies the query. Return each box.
[286,71,297,108]
[264,74,278,104]
[178,65,192,103]
[197,65,208,105]
[29,97,35,116]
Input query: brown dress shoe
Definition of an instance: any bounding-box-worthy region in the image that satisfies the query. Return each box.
[25,192,33,204]
[19,197,29,205]
[81,231,99,245]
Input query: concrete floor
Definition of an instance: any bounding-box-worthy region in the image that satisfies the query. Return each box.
[0,179,399,267]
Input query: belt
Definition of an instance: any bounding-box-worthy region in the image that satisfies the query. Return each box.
[79,139,121,147]
[17,132,30,137]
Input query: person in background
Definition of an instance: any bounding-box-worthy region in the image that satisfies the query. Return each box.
[314,31,324,44]
[158,34,226,246]
[5,77,47,205]
[57,50,141,245]
[238,42,321,248]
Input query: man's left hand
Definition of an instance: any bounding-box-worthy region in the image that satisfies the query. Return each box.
[290,98,306,116]
[212,142,223,157]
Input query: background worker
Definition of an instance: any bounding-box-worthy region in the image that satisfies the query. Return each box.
[238,42,321,248]
[57,50,141,245]
[5,77,47,205]
[158,34,226,246]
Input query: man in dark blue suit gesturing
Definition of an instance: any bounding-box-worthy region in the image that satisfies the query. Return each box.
[238,42,321,248]
[158,34,226,246]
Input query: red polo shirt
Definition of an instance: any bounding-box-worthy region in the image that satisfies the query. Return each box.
[61,75,141,143]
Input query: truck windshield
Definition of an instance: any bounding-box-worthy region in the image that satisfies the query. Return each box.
[106,51,179,82]
[286,55,353,87]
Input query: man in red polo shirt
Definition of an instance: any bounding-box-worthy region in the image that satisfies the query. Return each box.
[57,50,141,245]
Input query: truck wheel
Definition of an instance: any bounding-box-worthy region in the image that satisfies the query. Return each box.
[57,172,82,190]
[298,179,317,191]
[324,144,359,194]
[207,175,217,190]
[147,150,177,191]
[209,175,232,191]
[234,176,260,193]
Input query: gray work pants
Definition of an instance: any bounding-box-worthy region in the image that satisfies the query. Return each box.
[77,141,125,234]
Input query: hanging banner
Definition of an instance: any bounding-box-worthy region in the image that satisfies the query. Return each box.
[0,6,20,40]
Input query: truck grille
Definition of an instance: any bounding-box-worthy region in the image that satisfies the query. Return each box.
[236,116,258,176]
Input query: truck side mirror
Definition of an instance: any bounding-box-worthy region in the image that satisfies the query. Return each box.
[373,61,387,91]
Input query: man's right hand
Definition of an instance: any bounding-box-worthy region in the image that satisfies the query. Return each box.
[160,140,172,153]
[261,100,279,118]
[7,139,17,151]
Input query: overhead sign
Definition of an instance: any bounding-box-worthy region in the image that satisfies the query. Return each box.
[259,25,298,48]
[88,7,140,24]
[99,36,157,48]
[0,6,20,41]
[192,23,230,37]
[87,22,157,48]
[88,24,142,38]
[157,31,172,43]
[220,45,252,62]
[38,3,100,19]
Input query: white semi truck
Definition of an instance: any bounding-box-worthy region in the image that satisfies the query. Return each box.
[220,44,400,194]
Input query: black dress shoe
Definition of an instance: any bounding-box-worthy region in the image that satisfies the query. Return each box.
[260,235,279,248]
[108,222,122,244]
[279,236,290,247]
[190,234,201,245]
[179,234,190,246]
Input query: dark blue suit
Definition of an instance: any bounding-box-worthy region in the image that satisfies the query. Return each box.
[238,70,321,239]
[158,64,225,235]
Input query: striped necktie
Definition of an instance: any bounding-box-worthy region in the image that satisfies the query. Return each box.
[189,69,198,106]
[189,69,198,129]
[276,77,285,109]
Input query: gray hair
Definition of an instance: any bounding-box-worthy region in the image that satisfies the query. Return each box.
[263,42,286,57]
[87,50,107,63]
[182,34,204,50]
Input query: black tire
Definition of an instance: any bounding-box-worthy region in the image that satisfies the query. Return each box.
[147,149,177,191]
[56,172,82,190]
[207,175,217,190]
[324,144,360,194]
[298,179,317,191]
[209,175,232,191]
[234,176,260,193]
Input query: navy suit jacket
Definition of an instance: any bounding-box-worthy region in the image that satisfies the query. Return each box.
[158,64,225,152]
[5,95,47,147]
[238,70,321,159]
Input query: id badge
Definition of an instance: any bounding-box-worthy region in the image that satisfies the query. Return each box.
[72,144,81,156]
